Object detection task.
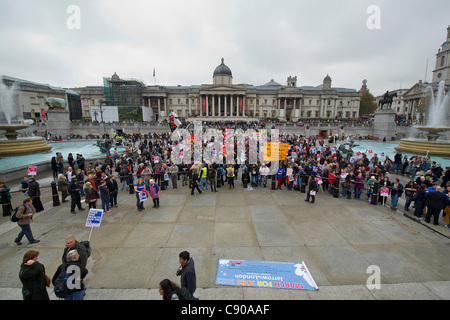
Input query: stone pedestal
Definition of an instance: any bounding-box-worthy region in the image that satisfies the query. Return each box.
[46,109,71,137]
[373,108,396,140]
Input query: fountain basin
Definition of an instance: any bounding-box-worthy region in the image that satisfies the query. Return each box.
[395,138,450,157]
[0,136,52,157]
[0,124,52,157]
[0,124,30,140]
[415,126,450,141]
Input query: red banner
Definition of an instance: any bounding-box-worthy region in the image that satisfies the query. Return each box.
[223,126,228,155]
[239,98,243,111]
[202,97,206,111]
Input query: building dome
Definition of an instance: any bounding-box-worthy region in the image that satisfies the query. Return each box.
[213,58,233,77]
[111,72,120,81]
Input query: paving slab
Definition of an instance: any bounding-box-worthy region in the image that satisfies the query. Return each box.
[1,170,450,300]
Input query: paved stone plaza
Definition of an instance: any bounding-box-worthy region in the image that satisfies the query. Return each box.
[1,171,450,300]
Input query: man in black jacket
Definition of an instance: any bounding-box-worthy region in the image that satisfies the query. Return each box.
[424,187,450,225]
[304,176,318,204]
[177,251,197,299]
[68,179,85,214]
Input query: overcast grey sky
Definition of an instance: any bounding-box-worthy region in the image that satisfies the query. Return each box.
[1,0,449,96]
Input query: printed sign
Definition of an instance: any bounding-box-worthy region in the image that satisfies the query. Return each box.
[85,209,104,228]
[263,142,290,161]
[27,166,37,176]
[380,187,389,197]
[215,259,318,291]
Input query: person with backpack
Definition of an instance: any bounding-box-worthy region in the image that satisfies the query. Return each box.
[62,235,88,268]
[52,249,88,300]
[226,164,235,189]
[159,279,191,300]
[14,197,40,245]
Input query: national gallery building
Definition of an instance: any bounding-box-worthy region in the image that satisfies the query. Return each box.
[1,58,361,123]
[99,58,361,122]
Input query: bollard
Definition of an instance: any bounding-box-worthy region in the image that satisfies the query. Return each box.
[160,172,165,190]
[0,188,11,217]
[371,182,379,205]
[243,169,248,188]
[333,179,340,198]
[51,181,60,206]
[271,174,276,190]
[129,175,134,194]
[216,171,221,188]
[301,177,306,193]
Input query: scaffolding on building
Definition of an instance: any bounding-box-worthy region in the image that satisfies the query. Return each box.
[103,73,146,107]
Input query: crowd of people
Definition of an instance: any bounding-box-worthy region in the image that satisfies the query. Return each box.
[7,125,450,299]
[18,238,197,301]
[42,129,450,226]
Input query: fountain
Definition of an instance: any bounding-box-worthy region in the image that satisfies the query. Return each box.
[396,80,450,157]
[0,82,52,157]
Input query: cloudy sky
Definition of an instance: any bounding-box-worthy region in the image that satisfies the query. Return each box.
[1,0,449,96]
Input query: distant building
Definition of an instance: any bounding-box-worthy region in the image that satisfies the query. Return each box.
[2,58,362,123]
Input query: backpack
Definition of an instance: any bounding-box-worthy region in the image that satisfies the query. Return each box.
[10,206,24,223]
[53,265,72,298]
[227,168,233,176]
[177,287,192,300]
[77,241,92,258]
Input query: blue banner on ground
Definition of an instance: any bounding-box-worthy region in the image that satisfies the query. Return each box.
[215,259,318,291]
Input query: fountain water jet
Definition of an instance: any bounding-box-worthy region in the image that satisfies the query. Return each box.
[0,82,52,157]
[396,80,450,156]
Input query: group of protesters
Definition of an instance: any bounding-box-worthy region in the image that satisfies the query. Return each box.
[44,127,450,226]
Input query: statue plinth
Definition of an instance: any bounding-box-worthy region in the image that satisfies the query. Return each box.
[373,108,396,140]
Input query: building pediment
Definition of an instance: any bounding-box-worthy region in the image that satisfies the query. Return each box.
[200,85,246,94]
[402,82,429,98]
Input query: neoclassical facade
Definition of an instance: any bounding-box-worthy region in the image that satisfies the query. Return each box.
[103,58,361,121]
[2,59,361,123]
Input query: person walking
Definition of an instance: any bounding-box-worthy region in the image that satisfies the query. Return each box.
[191,168,202,195]
[14,197,40,245]
[159,279,191,300]
[176,251,198,300]
[68,179,85,214]
[19,250,49,300]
